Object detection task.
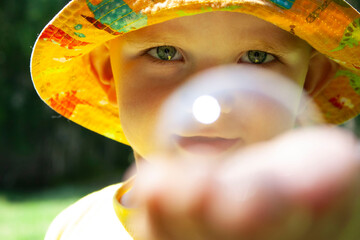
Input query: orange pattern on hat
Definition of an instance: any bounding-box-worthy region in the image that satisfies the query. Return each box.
[49,90,93,118]
[40,25,92,49]
[88,0,103,4]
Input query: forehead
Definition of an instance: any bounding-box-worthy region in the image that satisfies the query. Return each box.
[121,11,309,51]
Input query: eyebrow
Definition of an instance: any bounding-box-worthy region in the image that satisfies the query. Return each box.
[125,37,301,53]
[123,31,183,49]
[242,40,295,55]
[124,38,176,49]
[241,25,308,48]
[124,24,309,55]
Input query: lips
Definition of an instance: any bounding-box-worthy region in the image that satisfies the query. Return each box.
[175,135,242,155]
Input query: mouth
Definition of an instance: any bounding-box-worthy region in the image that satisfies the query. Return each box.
[174,135,243,156]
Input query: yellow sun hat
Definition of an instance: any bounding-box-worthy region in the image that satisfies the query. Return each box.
[30,0,360,145]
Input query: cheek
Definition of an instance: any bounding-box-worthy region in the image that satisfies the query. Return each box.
[117,62,185,156]
[118,61,184,115]
[245,99,296,143]
[224,93,298,144]
[119,104,157,156]
[118,79,163,156]
[270,63,308,87]
[280,52,311,86]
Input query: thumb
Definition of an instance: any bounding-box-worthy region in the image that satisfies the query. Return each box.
[208,127,360,232]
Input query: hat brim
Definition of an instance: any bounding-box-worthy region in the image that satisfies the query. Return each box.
[31,0,360,145]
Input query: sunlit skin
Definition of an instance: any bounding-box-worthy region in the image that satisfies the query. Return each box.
[102,12,360,240]
[109,12,314,159]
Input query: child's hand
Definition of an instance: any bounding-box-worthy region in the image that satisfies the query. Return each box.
[130,127,360,240]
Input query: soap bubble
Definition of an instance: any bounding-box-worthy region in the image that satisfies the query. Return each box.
[154,65,323,160]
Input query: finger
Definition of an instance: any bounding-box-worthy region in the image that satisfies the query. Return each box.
[207,127,360,237]
[131,159,216,240]
[269,127,360,210]
[220,126,359,210]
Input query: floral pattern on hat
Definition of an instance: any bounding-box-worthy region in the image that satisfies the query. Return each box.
[332,18,360,52]
[268,0,295,10]
[86,0,147,33]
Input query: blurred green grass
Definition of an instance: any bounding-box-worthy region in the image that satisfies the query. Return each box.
[0,184,100,240]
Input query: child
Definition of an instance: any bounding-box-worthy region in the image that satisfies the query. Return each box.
[30,0,360,239]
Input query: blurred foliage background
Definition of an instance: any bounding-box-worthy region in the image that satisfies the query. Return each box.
[1,1,133,238]
[0,0,133,191]
[0,0,360,239]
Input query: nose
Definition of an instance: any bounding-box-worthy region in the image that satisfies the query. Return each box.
[192,95,222,124]
[182,65,299,120]
[162,64,292,119]
[184,58,236,84]
[156,64,322,140]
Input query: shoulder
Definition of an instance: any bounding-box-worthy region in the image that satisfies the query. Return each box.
[44,183,133,240]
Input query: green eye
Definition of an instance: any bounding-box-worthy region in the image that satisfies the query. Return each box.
[240,50,275,64]
[147,46,183,61]
[157,46,177,60]
[248,50,267,64]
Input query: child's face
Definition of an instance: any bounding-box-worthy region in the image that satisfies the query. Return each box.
[109,12,313,158]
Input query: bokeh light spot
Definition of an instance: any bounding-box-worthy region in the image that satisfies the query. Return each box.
[192,95,221,124]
